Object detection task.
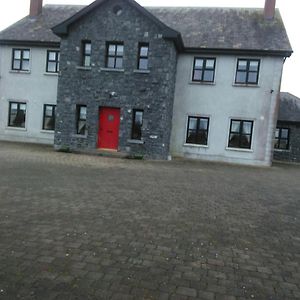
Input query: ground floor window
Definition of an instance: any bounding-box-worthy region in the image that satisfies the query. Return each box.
[186,116,209,145]
[76,105,87,135]
[8,102,26,128]
[43,104,56,131]
[228,119,253,149]
[131,110,143,140]
[275,127,290,150]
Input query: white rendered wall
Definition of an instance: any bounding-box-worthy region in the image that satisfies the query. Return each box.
[0,45,58,144]
[170,54,284,166]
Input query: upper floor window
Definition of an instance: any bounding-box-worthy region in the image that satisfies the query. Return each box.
[186,116,209,145]
[8,101,26,128]
[76,105,87,135]
[235,59,260,85]
[137,43,149,70]
[12,49,30,71]
[192,58,216,82]
[275,127,290,150]
[131,110,143,140]
[81,41,91,67]
[46,50,60,73]
[106,42,124,69]
[228,119,253,149]
[43,104,56,131]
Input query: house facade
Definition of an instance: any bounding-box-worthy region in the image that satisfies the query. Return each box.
[0,0,293,165]
[274,92,300,163]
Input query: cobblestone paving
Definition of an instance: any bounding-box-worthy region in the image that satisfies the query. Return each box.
[0,141,299,300]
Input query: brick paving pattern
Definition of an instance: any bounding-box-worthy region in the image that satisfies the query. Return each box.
[0,141,299,300]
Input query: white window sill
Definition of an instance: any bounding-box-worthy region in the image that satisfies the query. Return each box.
[44,72,59,76]
[232,83,260,88]
[76,66,92,71]
[5,126,27,131]
[189,81,215,86]
[226,147,253,153]
[9,70,30,74]
[274,148,290,152]
[133,69,150,74]
[71,134,87,139]
[40,129,55,134]
[127,139,144,144]
[100,67,124,72]
[183,143,208,148]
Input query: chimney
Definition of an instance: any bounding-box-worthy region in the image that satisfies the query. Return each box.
[30,0,43,17]
[264,0,276,20]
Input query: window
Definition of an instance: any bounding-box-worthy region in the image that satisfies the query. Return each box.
[275,127,290,150]
[228,119,253,149]
[137,43,149,70]
[76,105,87,135]
[43,104,56,131]
[46,50,60,73]
[131,110,143,140]
[106,42,124,69]
[12,49,30,71]
[8,102,26,128]
[186,116,209,145]
[235,59,260,84]
[81,41,91,67]
[192,58,216,82]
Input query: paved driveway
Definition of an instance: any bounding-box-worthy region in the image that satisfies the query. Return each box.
[0,141,299,300]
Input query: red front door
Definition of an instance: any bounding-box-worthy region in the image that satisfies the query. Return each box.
[98,107,120,150]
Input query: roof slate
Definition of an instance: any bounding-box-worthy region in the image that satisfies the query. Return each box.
[278,92,300,123]
[0,3,293,54]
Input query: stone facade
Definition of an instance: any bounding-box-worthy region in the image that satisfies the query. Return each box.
[274,121,300,163]
[54,0,177,159]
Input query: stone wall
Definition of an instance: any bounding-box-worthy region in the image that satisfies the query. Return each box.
[54,0,177,159]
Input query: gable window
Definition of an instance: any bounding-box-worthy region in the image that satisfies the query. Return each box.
[8,102,26,128]
[228,119,253,149]
[131,110,143,140]
[235,59,260,84]
[12,49,30,71]
[106,42,124,69]
[43,104,56,131]
[186,116,209,145]
[81,41,91,67]
[137,43,149,70]
[192,58,216,82]
[76,105,87,135]
[46,50,60,73]
[275,127,290,150]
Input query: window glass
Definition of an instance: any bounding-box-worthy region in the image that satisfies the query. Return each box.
[192,58,216,82]
[131,110,143,140]
[228,120,253,149]
[8,102,26,128]
[186,116,209,145]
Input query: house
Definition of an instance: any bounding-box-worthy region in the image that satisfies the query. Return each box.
[0,0,293,165]
[274,92,300,163]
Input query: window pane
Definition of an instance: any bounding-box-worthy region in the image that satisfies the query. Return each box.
[279,140,288,149]
[108,44,116,55]
[238,60,247,70]
[13,60,21,70]
[240,134,251,148]
[78,121,86,135]
[206,59,215,69]
[20,104,26,111]
[242,122,252,134]
[45,105,53,117]
[139,58,148,70]
[194,59,203,68]
[248,72,258,83]
[236,71,247,83]
[199,118,208,130]
[47,62,57,72]
[275,129,279,138]
[48,51,56,61]
[249,61,259,71]
[11,103,18,110]
[22,60,30,71]
[84,56,91,67]
[80,106,87,120]
[107,57,115,68]
[115,57,123,68]
[203,70,214,82]
[188,118,197,130]
[281,128,289,139]
[14,50,21,59]
[23,50,30,59]
[196,130,208,145]
[44,116,55,130]
[132,111,143,140]
[231,121,240,133]
[135,111,143,124]
[193,70,202,81]
[229,133,240,148]
[85,43,91,55]
[140,46,148,56]
[116,45,124,56]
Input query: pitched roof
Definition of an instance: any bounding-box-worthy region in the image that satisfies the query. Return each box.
[278,93,300,123]
[0,3,293,56]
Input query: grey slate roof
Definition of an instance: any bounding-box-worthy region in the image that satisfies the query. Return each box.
[278,92,300,123]
[0,3,293,55]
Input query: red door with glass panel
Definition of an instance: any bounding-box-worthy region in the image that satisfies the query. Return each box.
[98,107,120,150]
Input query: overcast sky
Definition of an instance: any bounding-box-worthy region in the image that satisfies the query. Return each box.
[0,0,298,97]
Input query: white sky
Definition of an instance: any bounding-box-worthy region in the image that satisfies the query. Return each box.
[0,0,298,97]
